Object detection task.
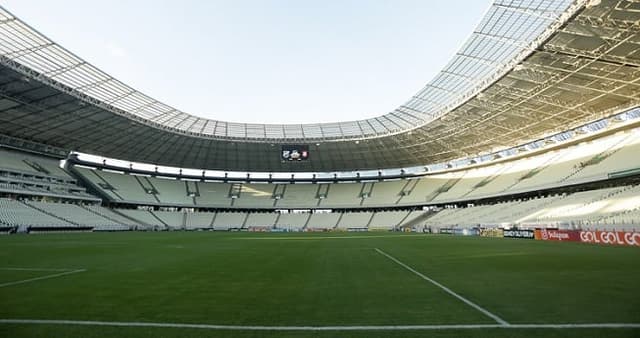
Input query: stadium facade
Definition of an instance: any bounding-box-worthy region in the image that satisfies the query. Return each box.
[0,0,640,235]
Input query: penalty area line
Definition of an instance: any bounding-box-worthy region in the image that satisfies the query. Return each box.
[0,269,86,288]
[0,319,639,331]
[374,248,510,326]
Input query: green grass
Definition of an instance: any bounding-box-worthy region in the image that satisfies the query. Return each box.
[0,232,639,337]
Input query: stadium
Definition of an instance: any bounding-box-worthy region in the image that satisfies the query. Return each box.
[0,0,639,337]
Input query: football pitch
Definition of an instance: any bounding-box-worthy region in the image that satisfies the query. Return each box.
[1,231,639,338]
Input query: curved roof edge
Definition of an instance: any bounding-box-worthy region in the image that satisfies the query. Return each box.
[0,0,584,142]
[68,106,640,182]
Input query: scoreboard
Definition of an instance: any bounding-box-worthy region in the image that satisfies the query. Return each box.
[281,145,309,161]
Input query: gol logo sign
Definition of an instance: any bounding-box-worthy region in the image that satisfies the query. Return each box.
[579,231,640,247]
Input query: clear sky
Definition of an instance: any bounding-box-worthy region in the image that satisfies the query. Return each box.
[3,0,490,124]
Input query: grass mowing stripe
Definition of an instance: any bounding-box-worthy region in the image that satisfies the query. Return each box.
[1,319,639,331]
[374,248,510,326]
[0,269,86,288]
[236,235,422,240]
[0,268,79,272]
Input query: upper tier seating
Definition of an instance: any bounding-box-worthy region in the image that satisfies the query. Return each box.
[318,183,363,208]
[0,148,72,179]
[0,149,98,200]
[88,170,158,204]
[361,180,406,207]
[275,184,318,208]
[150,177,193,205]
[233,184,277,208]
[197,181,233,207]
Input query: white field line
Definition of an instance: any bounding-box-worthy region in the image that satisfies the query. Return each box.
[374,248,510,326]
[0,269,86,288]
[0,267,77,272]
[0,319,639,331]
[236,235,424,240]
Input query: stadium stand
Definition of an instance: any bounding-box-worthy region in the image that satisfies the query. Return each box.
[361,180,406,207]
[150,177,194,206]
[420,184,640,231]
[396,177,445,205]
[23,200,127,231]
[0,149,98,201]
[368,211,411,230]
[244,212,279,229]
[465,155,555,199]
[233,184,278,208]
[185,212,215,230]
[89,170,158,204]
[396,210,431,229]
[212,212,247,230]
[0,198,74,229]
[3,176,640,233]
[69,127,640,211]
[0,123,638,235]
[197,182,233,208]
[274,212,310,230]
[1,1,640,236]
[0,148,71,178]
[117,209,166,230]
[336,212,374,230]
[275,184,318,208]
[82,205,138,229]
[318,183,363,208]
[306,212,342,230]
[152,210,185,229]
[563,132,640,183]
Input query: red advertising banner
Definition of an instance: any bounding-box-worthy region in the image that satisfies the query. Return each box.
[534,229,581,242]
[579,231,640,247]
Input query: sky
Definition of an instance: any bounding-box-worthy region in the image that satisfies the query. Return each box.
[3,0,490,124]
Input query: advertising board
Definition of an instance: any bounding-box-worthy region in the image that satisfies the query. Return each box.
[480,228,504,238]
[534,229,580,242]
[579,230,640,247]
[453,228,479,236]
[503,229,535,239]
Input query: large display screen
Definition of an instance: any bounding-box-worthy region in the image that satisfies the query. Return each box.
[281,145,309,161]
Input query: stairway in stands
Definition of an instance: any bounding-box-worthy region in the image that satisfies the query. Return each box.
[560,133,637,182]
[425,177,463,202]
[502,151,565,192]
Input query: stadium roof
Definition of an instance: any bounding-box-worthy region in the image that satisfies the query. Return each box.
[0,0,639,172]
